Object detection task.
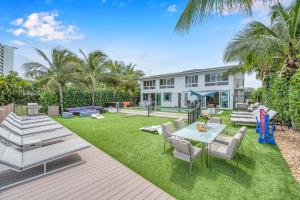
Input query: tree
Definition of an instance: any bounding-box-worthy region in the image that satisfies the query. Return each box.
[122,63,144,97]
[175,0,271,32]
[104,60,126,101]
[224,1,300,80]
[79,49,108,106]
[23,47,81,113]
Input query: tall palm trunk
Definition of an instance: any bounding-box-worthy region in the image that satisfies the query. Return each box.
[58,84,64,114]
[92,82,96,106]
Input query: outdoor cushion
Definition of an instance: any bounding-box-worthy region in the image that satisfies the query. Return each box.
[214,135,233,145]
[0,138,90,171]
[62,112,73,118]
[161,122,174,139]
[175,119,185,130]
[173,147,201,162]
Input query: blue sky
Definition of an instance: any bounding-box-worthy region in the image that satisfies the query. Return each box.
[0,0,281,88]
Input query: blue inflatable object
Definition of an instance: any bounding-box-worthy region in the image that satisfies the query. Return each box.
[256,110,276,145]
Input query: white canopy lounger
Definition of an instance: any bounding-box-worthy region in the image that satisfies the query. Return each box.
[0,138,90,190]
[7,113,53,124]
[0,126,73,148]
[1,119,64,136]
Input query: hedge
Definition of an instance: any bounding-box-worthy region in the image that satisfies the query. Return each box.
[289,69,300,129]
[262,75,291,124]
[40,88,132,111]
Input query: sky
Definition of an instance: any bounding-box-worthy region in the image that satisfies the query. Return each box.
[1,0,288,88]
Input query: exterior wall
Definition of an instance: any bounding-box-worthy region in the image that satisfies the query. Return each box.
[0,43,15,75]
[140,67,245,110]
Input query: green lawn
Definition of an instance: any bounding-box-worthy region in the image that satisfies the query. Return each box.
[54,112,300,200]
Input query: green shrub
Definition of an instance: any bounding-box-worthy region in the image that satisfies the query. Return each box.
[63,88,131,109]
[39,92,58,113]
[263,75,291,124]
[289,69,300,129]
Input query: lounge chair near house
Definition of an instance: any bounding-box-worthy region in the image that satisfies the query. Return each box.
[170,137,201,173]
[230,110,277,126]
[175,118,186,130]
[161,122,175,150]
[0,138,90,190]
[230,105,268,117]
[0,126,73,148]
[209,127,247,171]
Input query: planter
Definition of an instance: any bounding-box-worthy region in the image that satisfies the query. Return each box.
[48,105,59,116]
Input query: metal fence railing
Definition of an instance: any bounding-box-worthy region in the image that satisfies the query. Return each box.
[187,106,201,124]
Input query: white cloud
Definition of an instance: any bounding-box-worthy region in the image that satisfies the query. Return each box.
[167,4,178,13]
[11,40,26,46]
[11,18,24,25]
[11,11,84,42]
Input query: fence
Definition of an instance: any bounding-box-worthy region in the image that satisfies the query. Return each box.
[187,106,201,124]
[0,103,14,123]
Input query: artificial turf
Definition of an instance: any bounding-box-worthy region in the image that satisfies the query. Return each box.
[54,111,300,200]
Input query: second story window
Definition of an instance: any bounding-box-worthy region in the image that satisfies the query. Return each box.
[143,80,156,89]
[160,78,174,89]
[205,73,228,86]
[185,75,198,87]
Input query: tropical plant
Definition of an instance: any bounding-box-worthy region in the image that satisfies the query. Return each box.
[79,49,108,106]
[175,0,272,32]
[104,60,125,100]
[122,63,144,97]
[23,47,81,113]
[289,68,300,129]
[224,1,300,80]
[0,71,38,105]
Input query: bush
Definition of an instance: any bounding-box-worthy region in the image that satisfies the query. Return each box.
[39,92,58,113]
[0,72,39,106]
[289,69,300,129]
[263,75,291,124]
[63,88,132,109]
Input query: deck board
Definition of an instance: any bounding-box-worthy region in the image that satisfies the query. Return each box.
[0,143,174,200]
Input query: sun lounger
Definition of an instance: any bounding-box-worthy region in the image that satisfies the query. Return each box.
[5,116,57,129]
[0,138,90,190]
[0,126,73,148]
[1,120,64,136]
[10,112,50,121]
[7,113,52,124]
[231,105,268,116]
[231,110,277,126]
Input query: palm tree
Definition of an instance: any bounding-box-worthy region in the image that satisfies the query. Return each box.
[79,49,108,106]
[23,47,81,113]
[123,63,144,97]
[224,1,300,80]
[105,60,125,100]
[175,0,273,32]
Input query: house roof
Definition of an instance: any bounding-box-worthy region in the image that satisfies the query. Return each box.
[140,65,239,80]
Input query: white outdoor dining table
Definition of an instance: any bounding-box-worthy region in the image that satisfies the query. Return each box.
[173,121,227,168]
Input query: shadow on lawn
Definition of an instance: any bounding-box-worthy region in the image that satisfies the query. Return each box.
[167,153,254,191]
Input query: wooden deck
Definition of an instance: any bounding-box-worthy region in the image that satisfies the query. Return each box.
[0,144,175,200]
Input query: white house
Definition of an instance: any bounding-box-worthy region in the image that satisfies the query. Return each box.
[139,65,245,110]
